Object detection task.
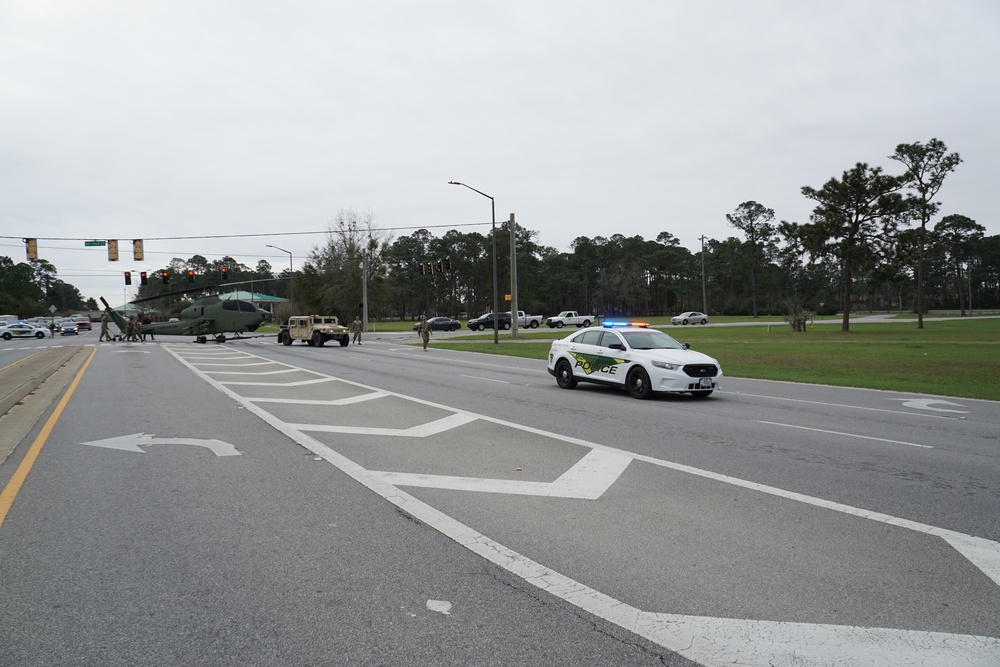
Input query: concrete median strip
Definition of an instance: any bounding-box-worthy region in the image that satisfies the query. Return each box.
[0,347,90,464]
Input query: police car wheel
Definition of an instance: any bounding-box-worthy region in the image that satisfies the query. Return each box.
[555,360,577,389]
[627,368,653,399]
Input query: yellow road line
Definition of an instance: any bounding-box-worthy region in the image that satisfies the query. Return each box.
[0,346,97,529]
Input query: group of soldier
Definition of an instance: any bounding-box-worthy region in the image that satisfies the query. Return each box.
[97,312,154,342]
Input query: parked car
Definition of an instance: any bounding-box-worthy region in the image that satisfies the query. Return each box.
[0,323,51,340]
[413,317,462,332]
[74,319,92,331]
[671,311,709,325]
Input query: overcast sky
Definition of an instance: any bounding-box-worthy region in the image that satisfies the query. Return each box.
[2,0,998,304]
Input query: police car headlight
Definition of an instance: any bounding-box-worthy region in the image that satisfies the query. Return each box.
[651,360,682,371]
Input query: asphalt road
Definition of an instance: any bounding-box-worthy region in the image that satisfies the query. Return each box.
[1,331,998,666]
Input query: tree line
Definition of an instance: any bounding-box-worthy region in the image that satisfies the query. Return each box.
[4,139,994,331]
[292,139,995,332]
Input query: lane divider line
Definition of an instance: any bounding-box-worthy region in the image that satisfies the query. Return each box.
[755,420,934,449]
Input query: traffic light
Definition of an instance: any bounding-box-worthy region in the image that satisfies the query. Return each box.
[140,271,148,286]
[419,262,426,276]
[25,238,38,260]
[444,257,452,272]
[436,259,444,273]
[221,267,228,280]
[162,271,170,284]
[132,239,144,261]
[108,239,119,261]
[124,271,132,285]
[187,270,195,283]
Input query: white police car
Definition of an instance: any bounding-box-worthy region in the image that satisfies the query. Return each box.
[0,322,52,340]
[547,321,722,399]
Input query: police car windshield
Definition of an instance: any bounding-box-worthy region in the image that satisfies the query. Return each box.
[622,330,684,350]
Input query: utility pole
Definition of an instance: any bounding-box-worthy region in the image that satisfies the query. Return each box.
[362,253,369,331]
[509,213,518,339]
[699,235,708,314]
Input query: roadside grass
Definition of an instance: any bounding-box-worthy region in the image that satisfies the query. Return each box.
[428,318,1000,401]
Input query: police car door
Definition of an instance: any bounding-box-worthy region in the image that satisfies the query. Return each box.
[569,329,626,386]
[597,329,628,387]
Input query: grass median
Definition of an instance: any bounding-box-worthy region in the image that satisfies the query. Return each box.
[426,318,1000,401]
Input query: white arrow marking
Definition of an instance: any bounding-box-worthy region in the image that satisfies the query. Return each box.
[894,398,969,414]
[80,433,241,456]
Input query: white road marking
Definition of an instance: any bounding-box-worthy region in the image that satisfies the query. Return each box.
[375,449,633,498]
[459,374,512,384]
[173,354,248,360]
[893,398,970,414]
[192,361,275,367]
[80,433,241,457]
[291,411,478,437]
[426,600,452,615]
[755,421,934,449]
[222,377,336,387]
[203,368,299,375]
[245,392,389,406]
[732,391,965,420]
[163,345,1000,665]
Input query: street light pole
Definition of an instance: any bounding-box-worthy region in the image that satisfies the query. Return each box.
[266,244,293,308]
[448,181,498,344]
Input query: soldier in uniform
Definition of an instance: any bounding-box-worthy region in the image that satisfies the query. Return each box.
[350,315,363,345]
[98,312,111,342]
[417,314,431,351]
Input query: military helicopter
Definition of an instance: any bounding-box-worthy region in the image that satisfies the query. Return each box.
[100,288,272,344]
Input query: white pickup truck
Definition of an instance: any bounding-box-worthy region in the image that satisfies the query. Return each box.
[505,310,544,328]
[545,311,597,328]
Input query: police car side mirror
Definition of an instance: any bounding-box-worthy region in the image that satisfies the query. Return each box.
[682,342,690,349]
[608,343,625,351]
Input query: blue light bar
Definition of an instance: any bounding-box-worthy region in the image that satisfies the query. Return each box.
[603,321,650,328]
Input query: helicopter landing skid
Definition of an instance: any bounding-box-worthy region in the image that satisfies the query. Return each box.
[192,333,264,344]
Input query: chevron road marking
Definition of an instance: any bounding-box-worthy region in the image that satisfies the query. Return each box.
[374,448,633,499]
[163,345,1000,666]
